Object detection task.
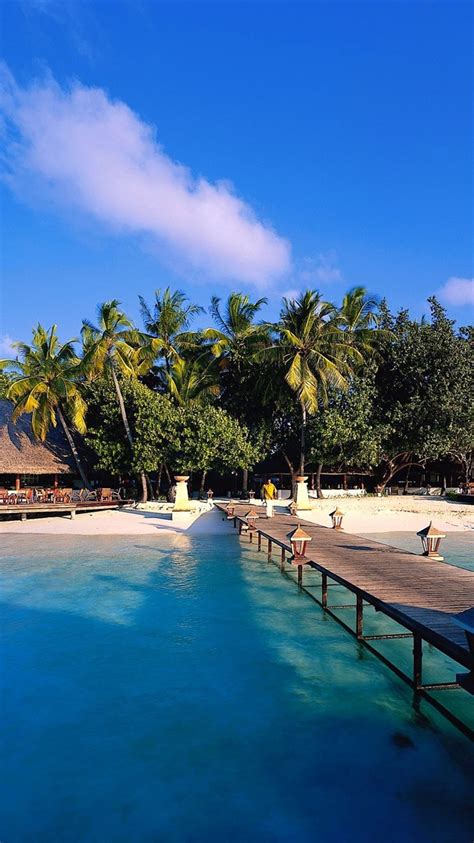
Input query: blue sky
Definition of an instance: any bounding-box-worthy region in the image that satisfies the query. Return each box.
[1,0,472,350]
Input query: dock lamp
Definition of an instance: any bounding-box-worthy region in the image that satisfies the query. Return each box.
[287,524,312,587]
[225,502,236,520]
[416,522,446,561]
[243,508,259,541]
[329,507,344,530]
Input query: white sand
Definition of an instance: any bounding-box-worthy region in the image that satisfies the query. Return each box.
[0,506,226,536]
[288,495,474,534]
[0,496,472,537]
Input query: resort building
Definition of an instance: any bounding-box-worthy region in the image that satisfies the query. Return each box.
[0,399,76,490]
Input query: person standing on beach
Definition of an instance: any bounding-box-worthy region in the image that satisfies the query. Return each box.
[261,478,277,501]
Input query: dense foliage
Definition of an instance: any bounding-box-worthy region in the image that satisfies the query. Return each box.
[1,285,472,499]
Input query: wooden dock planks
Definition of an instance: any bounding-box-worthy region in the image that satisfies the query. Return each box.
[217,503,474,670]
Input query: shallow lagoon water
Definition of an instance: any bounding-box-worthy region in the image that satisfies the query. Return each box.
[1,532,473,842]
[362,530,473,573]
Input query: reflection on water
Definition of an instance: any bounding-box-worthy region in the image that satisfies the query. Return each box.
[0,534,473,843]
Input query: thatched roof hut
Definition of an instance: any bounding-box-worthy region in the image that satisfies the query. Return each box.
[0,400,75,477]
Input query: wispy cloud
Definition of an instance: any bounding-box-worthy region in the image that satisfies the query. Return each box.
[298,251,342,286]
[438,276,474,306]
[0,65,291,287]
[0,335,16,358]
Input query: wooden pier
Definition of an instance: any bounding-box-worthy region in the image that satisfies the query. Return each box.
[0,500,132,521]
[217,502,474,738]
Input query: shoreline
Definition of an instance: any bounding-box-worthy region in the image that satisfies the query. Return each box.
[0,496,472,537]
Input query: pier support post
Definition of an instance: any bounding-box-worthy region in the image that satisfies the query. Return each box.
[239,521,243,535]
[258,532,261,551]
[356,594,363,639]
[322,573,328,609]
[267,539,272,560]
[413,634,423,689]
[280,546,285,571]
[297,564,303,588]
[233,517,237,528]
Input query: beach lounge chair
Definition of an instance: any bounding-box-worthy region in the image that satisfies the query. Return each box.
[98,488,121,501]
[55,488,72,503]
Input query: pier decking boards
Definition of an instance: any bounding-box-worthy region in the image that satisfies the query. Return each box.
[217,502,474,737]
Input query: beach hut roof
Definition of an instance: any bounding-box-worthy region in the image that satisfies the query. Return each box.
[0,400,75,475]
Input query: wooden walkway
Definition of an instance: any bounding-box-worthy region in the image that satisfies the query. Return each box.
[0,500,131,521]
[216,503,474,673]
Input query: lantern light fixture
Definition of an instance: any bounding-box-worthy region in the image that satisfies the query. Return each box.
[287,523,312,565]
[329,508,344,530]
[416,522,446,560]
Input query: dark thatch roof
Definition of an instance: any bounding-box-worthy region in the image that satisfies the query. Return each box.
[0,400,75,475]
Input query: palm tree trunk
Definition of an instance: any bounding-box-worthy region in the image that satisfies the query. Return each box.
[110,364,147,502]
[56,406,90,489]
[315,462,324,498]
[242,468,248,493]
[111,365,134,449]
[157,463,163,496]
[282,450,298,499]
[299,401,307,476]
[200,469,207,495]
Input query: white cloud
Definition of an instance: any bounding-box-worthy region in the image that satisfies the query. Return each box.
[438,276,474,306]
[0,65,291,287]
[0,335,16,358]
[298,251,342,286]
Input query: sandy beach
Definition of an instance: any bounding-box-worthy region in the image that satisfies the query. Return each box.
[1,495,472,536]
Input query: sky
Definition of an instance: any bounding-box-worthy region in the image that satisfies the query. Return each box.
[0,0,472,352]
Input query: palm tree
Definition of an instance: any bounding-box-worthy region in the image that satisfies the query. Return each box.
[204,292,269,369]
[139,287,204,373]
[270,291,361,478]
[82,300,157,501]
[339,286,382,355]
[166,354,219,407]
[204,292,270,492]
[2,324,90,487]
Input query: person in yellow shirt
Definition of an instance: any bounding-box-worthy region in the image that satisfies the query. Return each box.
[261,478,277,501]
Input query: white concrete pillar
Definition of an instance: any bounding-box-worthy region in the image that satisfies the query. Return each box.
[294,475,312,511]
[173,476,192,512]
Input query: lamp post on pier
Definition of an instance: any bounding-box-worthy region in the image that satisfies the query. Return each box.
[329,507,344,530]
[287,523,312,587]
[416,522,446,561]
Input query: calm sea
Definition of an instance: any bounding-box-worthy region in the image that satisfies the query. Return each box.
[1,532,473,842]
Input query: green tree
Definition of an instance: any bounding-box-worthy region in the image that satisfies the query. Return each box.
[173,405,265,493]
[85,378,178,482]
[267,291,360,477]
[0,371,11,399]
[82,300,157,500]
[204,292,269,369]
[203,291,271,491]
[166,354,219,406]
[139,287,203,374]
[2,325,90,487]
[307,368,382,495]
[372,299,474,488]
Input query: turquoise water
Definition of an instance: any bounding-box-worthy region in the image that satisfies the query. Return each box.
[1,532,473,842]
[362,531,473,573]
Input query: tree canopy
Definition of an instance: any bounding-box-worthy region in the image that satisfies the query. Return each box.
[2,287,472,498]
